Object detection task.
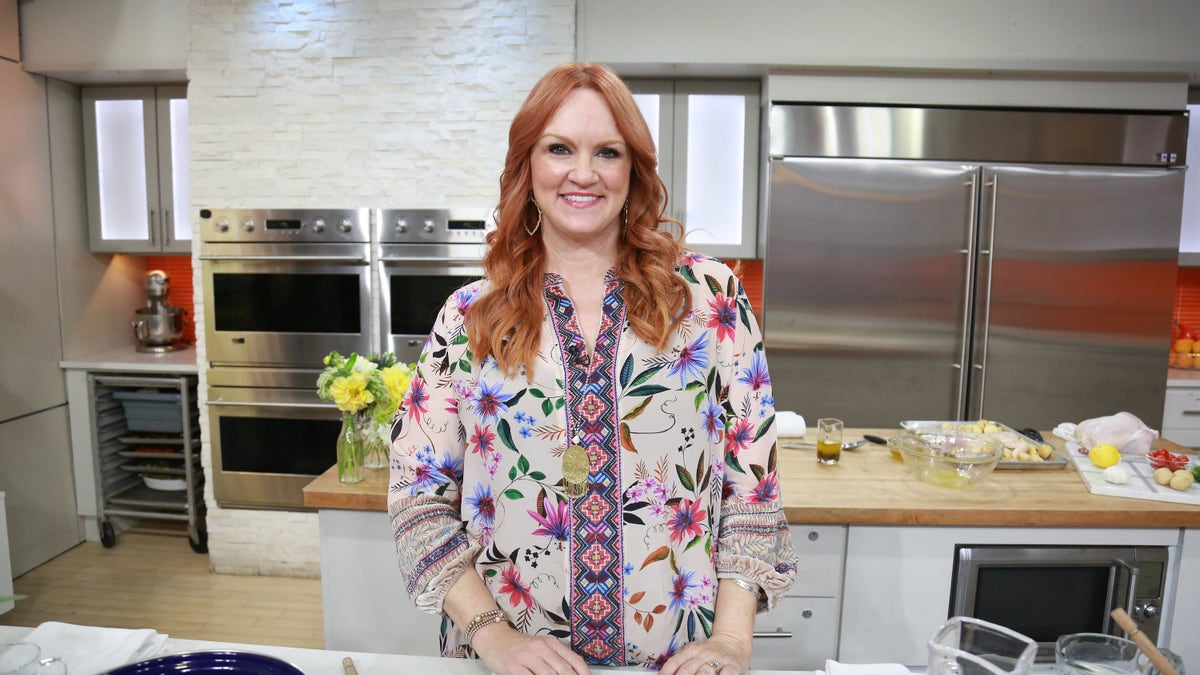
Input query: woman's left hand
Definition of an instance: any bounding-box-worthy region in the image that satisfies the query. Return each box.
[659,630,751,675]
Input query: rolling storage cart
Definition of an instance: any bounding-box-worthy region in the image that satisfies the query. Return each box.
[90,373,207,552]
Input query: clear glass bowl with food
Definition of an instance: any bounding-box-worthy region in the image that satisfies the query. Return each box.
[889,426,1005,488]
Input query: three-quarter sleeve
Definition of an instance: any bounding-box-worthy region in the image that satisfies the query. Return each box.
[388,293,479,614]
[704,261,798,611]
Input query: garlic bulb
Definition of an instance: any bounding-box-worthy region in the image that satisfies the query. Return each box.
[1102,463,1131,485]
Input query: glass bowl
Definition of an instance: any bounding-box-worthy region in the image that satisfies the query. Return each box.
[888,427,1004,488]
[1056,633,1142,675]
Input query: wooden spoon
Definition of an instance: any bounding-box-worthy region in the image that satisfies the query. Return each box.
[1110,608,1179,675]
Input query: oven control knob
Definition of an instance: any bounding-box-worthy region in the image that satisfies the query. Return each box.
[1137,603,1160,620]
[242,218,255,232]
[338,218,354,233]
[394,218,409,234]
[311,218,326,233]
[216,218,229,232]
[423,219,436,233]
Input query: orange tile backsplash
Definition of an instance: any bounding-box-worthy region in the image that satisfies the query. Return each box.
[1176,267,1200,340]
[145,255,196,345]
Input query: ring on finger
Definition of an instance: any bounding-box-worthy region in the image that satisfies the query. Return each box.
[708,660,722,670]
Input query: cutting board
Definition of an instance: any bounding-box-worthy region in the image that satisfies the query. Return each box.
[1067,442,1200,506]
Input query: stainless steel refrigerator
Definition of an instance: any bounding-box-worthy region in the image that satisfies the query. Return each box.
[762,104,1189,430]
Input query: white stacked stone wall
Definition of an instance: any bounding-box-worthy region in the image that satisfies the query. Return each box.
[188,0,575,576]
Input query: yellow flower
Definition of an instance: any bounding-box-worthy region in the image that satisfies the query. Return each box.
[381,363,415,406]
[329,372,374,413]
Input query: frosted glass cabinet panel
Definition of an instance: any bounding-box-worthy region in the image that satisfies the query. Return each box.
[84,85,190,253]
[629,79,760,259]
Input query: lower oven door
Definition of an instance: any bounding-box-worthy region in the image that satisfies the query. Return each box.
[201,242,373,367]
[379,246,484,363]
[208,377,341,510]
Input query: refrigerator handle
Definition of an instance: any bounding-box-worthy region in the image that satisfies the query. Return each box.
[969,174,999,418]
[955,173,978,417]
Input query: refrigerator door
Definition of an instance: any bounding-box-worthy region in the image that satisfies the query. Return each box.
[764,158,978,426]
[969,164,1183,429]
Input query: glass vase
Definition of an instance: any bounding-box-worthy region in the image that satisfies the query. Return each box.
[337,412,365,484]
[362,417,390,470]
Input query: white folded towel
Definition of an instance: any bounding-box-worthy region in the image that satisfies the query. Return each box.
[22,621,170,675]
[776,411,807,438]
[823,659,914,675]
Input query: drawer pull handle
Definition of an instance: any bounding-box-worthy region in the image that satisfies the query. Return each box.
[753,631,794,639]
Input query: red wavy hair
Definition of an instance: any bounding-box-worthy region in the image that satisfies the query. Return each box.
[467,62,689,378]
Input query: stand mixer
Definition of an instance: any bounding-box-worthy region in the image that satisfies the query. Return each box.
[132,270,187,352]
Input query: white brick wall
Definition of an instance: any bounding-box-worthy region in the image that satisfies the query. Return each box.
[189,0,575,577]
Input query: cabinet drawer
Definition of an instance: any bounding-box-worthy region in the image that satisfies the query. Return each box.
[1160,428,1200,450]
[1163,390,1200,430]
[788,524,846,596]
[750,595,839,670]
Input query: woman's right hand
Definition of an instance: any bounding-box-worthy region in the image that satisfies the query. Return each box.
[472,623,591,675]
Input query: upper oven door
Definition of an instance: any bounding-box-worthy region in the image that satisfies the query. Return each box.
[378,244,484,364]
[201,242,373,366]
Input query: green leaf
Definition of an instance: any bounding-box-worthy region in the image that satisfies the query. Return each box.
[541,399,553,416]
[626,384,670,397]
[528,471,546,481]
[726,452,744,474]
[517,454,530,474]
[484,568,497,578]
[753,414,775,443]
[529,388,546,398]
[703,274,723,298]
[750,463,765,481]
[508,466,518,481]
[497,419,517,452]
[679,265,698,284]
[623,396,652,421]
[451,333,469,345]
[620,354,634,388]
[684,534,703,552]
[675,464,695,492]
[503,488,524,500]
[505,389,526,407]
[630,364,665,387]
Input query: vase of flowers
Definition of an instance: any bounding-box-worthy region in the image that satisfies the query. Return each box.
[316,351,415,482]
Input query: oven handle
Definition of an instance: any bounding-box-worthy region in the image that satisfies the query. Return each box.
[199,254,369,263]
[379,256,482,264]
[1113,558,1139,621]
[206,400,335,410]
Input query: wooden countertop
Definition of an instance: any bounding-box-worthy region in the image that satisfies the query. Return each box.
[303,429,1200,527]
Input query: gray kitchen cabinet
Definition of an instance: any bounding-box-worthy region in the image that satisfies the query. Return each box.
[83,85,191,253]
[627,79,760,260]
[750,524,845,670]
[1162,385,1200,449]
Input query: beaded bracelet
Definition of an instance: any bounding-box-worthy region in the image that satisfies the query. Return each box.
[464,608,510,646]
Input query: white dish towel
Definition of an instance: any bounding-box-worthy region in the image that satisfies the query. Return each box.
[22,621,170,675]
[776,411,807,438]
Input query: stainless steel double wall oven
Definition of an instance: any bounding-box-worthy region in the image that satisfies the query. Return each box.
[200,207,489,509]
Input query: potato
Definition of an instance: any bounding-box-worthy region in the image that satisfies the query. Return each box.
[1153,467,1174,485]
[1169,469,1195,491]
[1037,444,1054,460]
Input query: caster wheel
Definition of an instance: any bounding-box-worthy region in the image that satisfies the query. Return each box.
[189,528,208,554]
[100,521,116,548]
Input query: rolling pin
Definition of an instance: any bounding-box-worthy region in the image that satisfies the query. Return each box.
[1110,608,1179,675]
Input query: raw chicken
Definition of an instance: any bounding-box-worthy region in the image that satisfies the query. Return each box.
[1074,412,1158,455]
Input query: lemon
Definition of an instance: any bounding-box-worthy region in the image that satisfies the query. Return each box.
[1088,444,1122,468]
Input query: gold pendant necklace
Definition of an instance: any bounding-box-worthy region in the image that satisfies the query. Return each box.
[562,440,590,498]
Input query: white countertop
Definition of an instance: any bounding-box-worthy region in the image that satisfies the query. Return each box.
[59,345,199,374]
[0,625,808,675]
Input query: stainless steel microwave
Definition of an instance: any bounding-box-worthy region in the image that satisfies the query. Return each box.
[949,545,1167,662]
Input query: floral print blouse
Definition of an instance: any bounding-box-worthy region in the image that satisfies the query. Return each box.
[387,253,797,667]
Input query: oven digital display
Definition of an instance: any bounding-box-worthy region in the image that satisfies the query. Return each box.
[265,219,303,231]
[448,219,486,231]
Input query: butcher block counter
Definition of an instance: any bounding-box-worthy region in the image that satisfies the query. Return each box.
[303,428,1200,526]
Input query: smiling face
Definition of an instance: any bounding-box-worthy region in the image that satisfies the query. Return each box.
[529,87,632,246]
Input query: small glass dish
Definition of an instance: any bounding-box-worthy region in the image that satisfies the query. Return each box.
[1056,633,1142,675]
[928,616,1037,675]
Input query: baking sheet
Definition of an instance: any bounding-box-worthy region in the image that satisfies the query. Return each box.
[899,420,1068,470]
[1067,443,1200,506]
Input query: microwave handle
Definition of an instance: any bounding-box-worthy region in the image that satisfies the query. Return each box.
[1112,558,1139,625]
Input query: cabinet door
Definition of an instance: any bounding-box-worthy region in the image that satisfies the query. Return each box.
[84,86,159,252]
[156,85,191,253]
[751,596,840,670]
[0,0,17,61]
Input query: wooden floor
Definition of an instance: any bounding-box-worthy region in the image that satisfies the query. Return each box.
[2,528,324,648]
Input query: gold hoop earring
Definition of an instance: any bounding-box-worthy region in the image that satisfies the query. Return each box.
[525,203,542,236]
[622,201,629,235]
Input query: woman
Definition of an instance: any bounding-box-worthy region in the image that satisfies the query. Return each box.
[388,61,797,674]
